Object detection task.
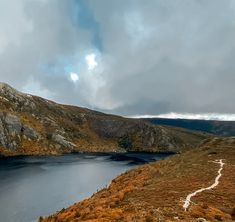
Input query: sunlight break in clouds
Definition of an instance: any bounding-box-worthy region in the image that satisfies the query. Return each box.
[85,53,98,71]
[70,72,79,83]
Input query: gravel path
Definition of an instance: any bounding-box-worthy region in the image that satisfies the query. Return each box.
[183,159,225,211]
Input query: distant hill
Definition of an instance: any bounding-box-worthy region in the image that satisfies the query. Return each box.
[143,118,235,136]
[0,82,209,156]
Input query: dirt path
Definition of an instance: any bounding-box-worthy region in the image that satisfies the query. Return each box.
[183,159,225,211]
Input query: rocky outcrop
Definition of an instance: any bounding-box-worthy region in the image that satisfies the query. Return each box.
[0,82,210,156]
[0,83,36,111]
[0,111,40,150]
[51,133,76,149]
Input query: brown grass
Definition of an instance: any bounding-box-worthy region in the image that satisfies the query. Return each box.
[41,137,235,222]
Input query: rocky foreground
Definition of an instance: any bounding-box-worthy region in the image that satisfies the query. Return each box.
[41,137,235,222]
[0,82,208,156]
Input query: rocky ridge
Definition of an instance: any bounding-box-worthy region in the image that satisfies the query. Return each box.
[0,82,209,156]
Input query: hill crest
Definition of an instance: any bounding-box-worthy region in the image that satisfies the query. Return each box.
[0,83,209,156]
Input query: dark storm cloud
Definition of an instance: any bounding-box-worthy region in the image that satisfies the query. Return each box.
[0,0,235,117]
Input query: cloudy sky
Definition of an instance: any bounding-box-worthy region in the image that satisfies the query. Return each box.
[1,0,235,119]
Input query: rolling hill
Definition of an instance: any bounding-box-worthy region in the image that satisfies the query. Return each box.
[0,82,209,156]
[143,118,235,137]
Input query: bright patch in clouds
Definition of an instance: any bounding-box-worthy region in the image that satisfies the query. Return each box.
[70,72,79,82]
[85,53,98,70]
[129,112,235,121]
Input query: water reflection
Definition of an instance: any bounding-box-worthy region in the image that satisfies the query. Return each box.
[0,152,172,222]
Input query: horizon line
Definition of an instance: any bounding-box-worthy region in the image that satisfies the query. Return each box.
[128,112,235,121]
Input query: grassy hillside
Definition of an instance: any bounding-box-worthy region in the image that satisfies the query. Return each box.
[41,137,235,222]
[0,83,209,156]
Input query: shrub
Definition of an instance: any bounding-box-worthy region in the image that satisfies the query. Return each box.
[118,135,133,149]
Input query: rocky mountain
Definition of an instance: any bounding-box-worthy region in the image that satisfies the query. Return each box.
[143,118,235,137]
[41,137,235,222]
[0,82,209,156]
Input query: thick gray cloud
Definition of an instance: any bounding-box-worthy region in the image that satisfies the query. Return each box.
[0,0,92,101]
[0,0,235,116]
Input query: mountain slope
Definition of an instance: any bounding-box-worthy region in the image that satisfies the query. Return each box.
[144,118,235,136]
[41,137,235,222]
[0,83,209,156]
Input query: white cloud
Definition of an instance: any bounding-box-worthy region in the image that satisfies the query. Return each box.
[129,112,235,121]
[70,72,79,83]
[1,1,235,116]
[0,1,33,50]
[125,11,154,47]
[22,78,53,99]
[85,53,98,70]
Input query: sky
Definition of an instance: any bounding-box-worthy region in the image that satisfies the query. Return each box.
[0,0,235,120]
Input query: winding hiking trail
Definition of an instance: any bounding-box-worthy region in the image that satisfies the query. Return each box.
[183,159,225,211]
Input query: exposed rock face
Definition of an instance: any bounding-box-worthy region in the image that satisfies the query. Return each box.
[0,117,7,148]
[0,83,36,111]
[51,133,76,149]
[0,111,39,150]
[4,113,22,136]
[0,82,209,156]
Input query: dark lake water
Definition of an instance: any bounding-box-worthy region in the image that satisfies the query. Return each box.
[0,152,172,222]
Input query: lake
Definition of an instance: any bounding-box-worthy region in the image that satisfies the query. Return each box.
[0,152,172,222]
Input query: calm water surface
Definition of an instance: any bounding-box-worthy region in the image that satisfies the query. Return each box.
[0,152,172,222]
